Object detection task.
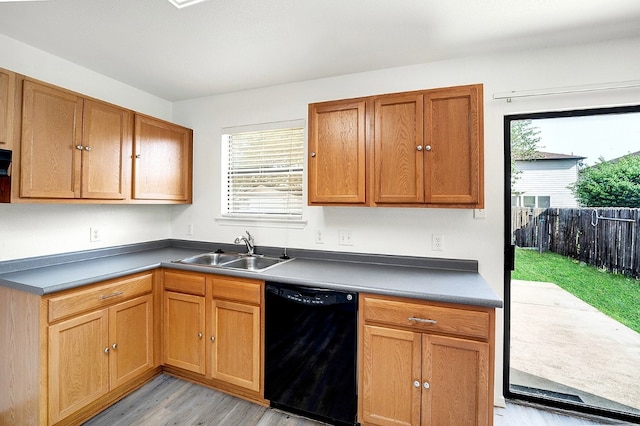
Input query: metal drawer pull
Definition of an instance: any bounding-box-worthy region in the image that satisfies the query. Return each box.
[408,316,437,324]
[198,332,203,339]
[423,381,430,389]
[100,291,124,300]
[413,380,420,388]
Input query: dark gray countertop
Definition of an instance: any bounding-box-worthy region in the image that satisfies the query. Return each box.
[0,240,502,308]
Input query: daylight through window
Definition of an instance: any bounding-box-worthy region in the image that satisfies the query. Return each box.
[223,127,304,218]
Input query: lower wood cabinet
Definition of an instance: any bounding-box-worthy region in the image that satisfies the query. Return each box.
[162,270,264,400]
[358,294,495,426]
[0,264,496,426]
[163,290,206,374]
[46,272,156,425]
[209,276,262,393]
[48,293,154,424]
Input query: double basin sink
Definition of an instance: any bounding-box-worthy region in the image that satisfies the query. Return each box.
[174,251,293,272]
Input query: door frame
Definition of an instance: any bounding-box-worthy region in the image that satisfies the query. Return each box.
[503,105,640,424]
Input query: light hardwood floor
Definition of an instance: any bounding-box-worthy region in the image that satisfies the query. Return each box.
[83,374,631,426]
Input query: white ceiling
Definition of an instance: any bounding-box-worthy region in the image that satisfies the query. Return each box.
[1,0,640,101]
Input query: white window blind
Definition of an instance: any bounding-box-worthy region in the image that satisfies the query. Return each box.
[224,127,304,218]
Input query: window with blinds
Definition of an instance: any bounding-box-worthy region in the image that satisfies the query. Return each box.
[223,126,304,218]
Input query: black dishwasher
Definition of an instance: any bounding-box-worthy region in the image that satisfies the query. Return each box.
[265,282,358,426]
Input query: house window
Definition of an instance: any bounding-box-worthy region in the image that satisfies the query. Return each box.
[523,196,536,208]
[222,125,304,219]
[537,196,550,208]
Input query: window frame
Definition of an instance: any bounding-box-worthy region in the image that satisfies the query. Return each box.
[216,120,307,228]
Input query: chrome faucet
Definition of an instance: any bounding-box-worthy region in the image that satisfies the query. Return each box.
[234,231,255,255]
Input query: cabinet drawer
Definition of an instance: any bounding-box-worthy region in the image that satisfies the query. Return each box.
[48,272,153,323]
[212,276,261,305]
[164,270,206,296]
[362,295,489,340]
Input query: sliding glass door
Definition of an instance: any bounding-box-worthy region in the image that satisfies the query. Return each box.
[504,107,640,423]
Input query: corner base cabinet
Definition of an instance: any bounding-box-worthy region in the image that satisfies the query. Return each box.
[0,271,159,426]
[358,294,495,426]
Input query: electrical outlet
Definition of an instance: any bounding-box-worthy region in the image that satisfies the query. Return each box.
[187,223,194,235]
[315,230,324,244]
[474,209,486,219]
[432,234,443,251]
[90,227,102,242]
[339,230,353,246]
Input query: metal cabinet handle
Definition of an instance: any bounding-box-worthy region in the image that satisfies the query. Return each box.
[210,336,215,342]
[423,382,430,389]
[135,154,141,158]
[416,145,423,151]
[112,343,117,350]
[84,146,92,151]
[76,145,83,150]
[425,145,432,151]
[104,347,110,354]
[413,380,420,388]
[100,291,124,300]
[310,152,316,158]
[198,332,203,339]
[408,316,438,324]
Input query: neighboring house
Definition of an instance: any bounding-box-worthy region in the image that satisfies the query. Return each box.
[512,151,586,208]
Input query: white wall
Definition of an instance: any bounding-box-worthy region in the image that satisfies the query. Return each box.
[171,35,640,404]
[0,34,175,260]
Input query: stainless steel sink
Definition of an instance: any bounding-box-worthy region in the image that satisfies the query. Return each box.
[174,252,292,271]
[177,252,243,266]
[222,256,287,271]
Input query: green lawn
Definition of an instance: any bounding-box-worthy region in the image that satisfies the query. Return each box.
[512,248,640,334]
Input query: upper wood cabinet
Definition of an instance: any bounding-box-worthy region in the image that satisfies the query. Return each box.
[20,79,132,200]
[0,68,193,204]
[374,93,424,204]
[308,98,367,204]
[422,86,483,206]
[0,67,16,148]
[133,114,193,203]
[308,84,484,208]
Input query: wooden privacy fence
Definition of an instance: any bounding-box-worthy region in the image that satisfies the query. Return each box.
[512,207,640,278]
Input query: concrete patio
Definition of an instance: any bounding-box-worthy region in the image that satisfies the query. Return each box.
[510,279,640,415]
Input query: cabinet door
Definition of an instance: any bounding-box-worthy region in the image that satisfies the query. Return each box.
[48,309,109,424]
[308,99,366,204]
[81,99,132,199]
[20,80,83,198]
[423,85,483,206]
[374,93,424,204]
[0,68,15,148]
[360,325,421,426]
[109,294,154,389]
[164,291,205,374]
[133,114,192,202]
[421,334,490,426]
[210,299,260,392]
